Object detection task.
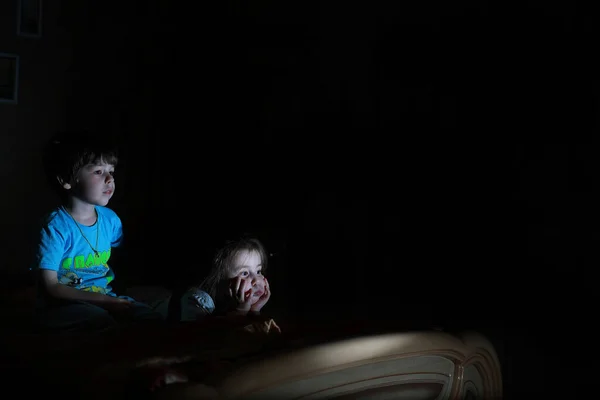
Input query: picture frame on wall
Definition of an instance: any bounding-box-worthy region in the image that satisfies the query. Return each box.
[0,53,20,104]
[17,0,43,38]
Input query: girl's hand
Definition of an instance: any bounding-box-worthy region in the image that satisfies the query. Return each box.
[228,276,253,314]
[250,277,271,313]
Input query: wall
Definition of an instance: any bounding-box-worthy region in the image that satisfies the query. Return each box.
[2,2,599,396]
[0,1,72,278]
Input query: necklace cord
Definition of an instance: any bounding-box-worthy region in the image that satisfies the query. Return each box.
[64,206,100,256]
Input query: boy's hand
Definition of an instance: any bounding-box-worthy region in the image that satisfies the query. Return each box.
[250,277,271,313]
[228,276,254,314]
[104,297,133,314]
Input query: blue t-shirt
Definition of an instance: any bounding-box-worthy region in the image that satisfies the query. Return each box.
[35,206,123,297]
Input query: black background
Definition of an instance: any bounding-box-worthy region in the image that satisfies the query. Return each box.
[5,1,600,397]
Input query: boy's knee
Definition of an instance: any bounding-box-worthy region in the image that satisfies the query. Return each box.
[37,303,119,333]
[130,302,165,322]
[87,310,119,330]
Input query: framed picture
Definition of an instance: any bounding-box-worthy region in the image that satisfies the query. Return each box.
[17,0,43,38]
[0,53,20,104]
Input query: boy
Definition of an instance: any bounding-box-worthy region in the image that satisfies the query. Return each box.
[33,131,162,333]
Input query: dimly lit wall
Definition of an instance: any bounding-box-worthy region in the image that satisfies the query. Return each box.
[1,0,598,327]
[2,2,600,396]
[0,1,73,277]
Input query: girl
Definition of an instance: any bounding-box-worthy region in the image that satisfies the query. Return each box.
[203,235,271,316]
[174,235,274,322]
[127,236,278,395]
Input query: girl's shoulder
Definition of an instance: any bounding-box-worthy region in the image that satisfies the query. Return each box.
[180,287,216,320]
[185,288,215,309]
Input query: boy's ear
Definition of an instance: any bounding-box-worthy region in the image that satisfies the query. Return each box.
[56,176,72,190]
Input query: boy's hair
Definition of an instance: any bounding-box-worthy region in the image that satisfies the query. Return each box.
[42,130,118,199]
[200,235,269,301]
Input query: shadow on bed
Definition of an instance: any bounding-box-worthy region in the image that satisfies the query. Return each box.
[0,272,502,400]
[0,293,503,400]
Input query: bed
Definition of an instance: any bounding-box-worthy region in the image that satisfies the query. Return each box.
[183,329,503,400]
[1,288,502,400]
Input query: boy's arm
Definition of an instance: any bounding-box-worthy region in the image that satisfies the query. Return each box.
[39,269,129,308]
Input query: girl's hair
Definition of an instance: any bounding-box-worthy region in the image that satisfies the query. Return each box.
[200,235,269,301]
[43,131,119,199]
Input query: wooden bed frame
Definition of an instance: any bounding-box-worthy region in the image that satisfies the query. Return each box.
[148,328,502,399]
[0,293,502,400]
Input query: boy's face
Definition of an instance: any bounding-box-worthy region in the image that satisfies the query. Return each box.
[227,250,266,303]
[71,161,115,206]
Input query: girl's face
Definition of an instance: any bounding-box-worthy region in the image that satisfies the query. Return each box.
[227,249,266,302]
